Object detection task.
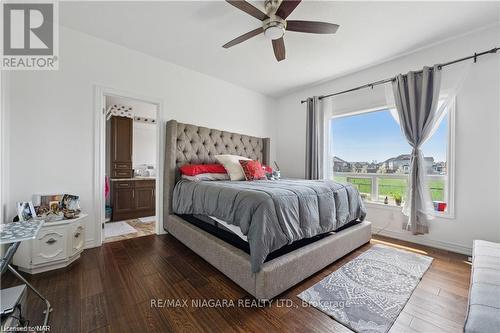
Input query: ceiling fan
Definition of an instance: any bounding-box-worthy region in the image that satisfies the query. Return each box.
[223,0,339,62]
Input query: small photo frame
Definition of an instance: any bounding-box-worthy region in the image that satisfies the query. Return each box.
[17,201,37,221]
[61,194,80,211]
[49,201,60,213]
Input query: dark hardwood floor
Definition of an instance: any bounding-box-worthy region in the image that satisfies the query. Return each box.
[2,234,471,333]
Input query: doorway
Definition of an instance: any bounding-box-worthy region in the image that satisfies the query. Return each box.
[94,87,164,246]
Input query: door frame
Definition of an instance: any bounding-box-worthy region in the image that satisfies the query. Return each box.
[93,85,165,246]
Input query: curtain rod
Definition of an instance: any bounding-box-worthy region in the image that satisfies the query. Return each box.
[300,47,499,104]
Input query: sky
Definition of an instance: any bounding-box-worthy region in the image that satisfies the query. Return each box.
[330,109,448,163]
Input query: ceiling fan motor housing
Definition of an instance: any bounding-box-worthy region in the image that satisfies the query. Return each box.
[264,0,282,15]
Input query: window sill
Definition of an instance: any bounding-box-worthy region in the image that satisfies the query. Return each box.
[364,201,402,211]
[429,210,455,220]
[364,201,455,219]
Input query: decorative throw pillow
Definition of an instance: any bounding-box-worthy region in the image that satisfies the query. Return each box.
[239,160,267,181]
[262,164,274,180]
[262,165,273,174]
[214,155,250,181]
[179,164,227,176]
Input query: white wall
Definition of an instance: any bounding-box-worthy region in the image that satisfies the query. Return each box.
[4,26,276,247]
[274,25,500,254]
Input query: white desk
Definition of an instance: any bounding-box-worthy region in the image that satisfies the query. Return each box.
[13,214,87,274]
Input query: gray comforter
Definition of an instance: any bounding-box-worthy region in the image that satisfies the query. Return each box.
[172,179,367,272]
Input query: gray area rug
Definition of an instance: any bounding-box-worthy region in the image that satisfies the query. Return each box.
[298,244,433,333]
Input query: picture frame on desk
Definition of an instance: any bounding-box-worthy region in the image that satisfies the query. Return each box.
[49,201,60,213]
[16,202,36,221]
[61,194,80,211]
[33,194,63,211]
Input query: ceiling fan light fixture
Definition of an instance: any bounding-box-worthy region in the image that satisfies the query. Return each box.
[264,25,285,40]
[262,17,286,40]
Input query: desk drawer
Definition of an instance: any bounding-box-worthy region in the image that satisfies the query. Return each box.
[32,226,67,265]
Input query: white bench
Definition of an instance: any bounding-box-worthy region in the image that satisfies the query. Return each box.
[464,240,500,332]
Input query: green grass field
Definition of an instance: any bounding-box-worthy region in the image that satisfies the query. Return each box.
[334,175,445,202]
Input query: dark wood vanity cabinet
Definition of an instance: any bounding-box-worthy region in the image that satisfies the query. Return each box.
[111,180,155,221]
[135,181,155,211]
[112,181,135,217]
[110,116,133,178]
[108,116,155,221]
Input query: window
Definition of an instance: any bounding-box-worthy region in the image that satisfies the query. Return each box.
[330,103,454,217]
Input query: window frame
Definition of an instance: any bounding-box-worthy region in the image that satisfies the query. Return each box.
[329,100,456,219]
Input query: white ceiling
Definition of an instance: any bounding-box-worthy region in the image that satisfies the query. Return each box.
[60,1,499,97]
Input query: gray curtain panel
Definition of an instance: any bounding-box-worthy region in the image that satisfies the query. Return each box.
[305,96,324,180]
[392,65,442,234]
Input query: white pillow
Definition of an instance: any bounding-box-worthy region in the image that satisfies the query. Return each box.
[214,154,250,181]
[181,173,230,181]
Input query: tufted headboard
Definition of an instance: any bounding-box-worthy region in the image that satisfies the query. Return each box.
[163,120,270,229]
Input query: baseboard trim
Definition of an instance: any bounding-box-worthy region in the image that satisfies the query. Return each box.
[372,227,472,256]
[85,238,98,249]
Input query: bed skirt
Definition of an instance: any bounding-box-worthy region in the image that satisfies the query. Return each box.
[165,214,371,300]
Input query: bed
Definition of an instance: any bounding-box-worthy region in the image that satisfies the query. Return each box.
[163,120,371,300]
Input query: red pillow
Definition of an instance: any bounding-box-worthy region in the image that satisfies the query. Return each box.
[179,164,227,176]
[239,160,267,181]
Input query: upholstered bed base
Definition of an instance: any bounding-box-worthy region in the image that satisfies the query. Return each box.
[163,120,372,300]
[166,214,371,300]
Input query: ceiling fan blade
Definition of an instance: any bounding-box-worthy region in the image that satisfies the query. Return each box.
[226,0,268,21]
[276,0,302,19]
[272,37,286,62]
[286,20,339,34]
[223,27,263,48]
